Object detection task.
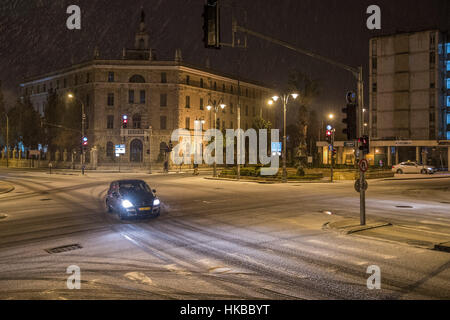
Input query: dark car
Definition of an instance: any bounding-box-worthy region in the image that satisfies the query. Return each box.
[105,179,161,220]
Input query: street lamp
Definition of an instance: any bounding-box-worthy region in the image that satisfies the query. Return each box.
[1,113,8,168]
[207,98,226,177]
[67,93,86,175]
[268,92,299,183]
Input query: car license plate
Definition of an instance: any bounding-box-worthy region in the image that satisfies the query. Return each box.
[139,207,151,211]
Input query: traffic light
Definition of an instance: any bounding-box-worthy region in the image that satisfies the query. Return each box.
[342,91,357,140]
[325,129,332,143]
[82,136,88,146]
[202,0,220,49]
[122,115,128,128]
[359,135,370,154]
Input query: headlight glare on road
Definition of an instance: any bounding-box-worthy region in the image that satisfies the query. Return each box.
[153,199,160,206]
[121,199,134,209]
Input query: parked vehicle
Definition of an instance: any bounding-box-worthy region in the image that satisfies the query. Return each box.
[392,161,437,174]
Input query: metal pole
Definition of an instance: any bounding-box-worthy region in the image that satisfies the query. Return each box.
[213,108,217,177]
[81,101,85,175]
[358,67,366,226]
[6,114,8,168]
[331,129,334,183]
[282,95,287,183]
[237,80,241,181]
[149,127,152,174]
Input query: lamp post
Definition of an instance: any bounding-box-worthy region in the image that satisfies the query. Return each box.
[326,114,335,183]
[148,125,152,174]
[268,93,299,183]
[207,99,226,177]
[67,93,86,175]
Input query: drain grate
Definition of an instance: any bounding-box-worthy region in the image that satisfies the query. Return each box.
[40,198,52,201]
[45,244,83,254]
[396,205,413,208]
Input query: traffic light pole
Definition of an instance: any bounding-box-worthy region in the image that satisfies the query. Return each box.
[357,67,366,225]
[232,21,367,225]
[330,129,335,183]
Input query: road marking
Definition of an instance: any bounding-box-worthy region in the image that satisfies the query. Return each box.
[306,239,397,260]
[124,272,153,285]
[164,264,191,276]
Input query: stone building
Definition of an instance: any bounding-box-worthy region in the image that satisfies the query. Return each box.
[19,9,275,169]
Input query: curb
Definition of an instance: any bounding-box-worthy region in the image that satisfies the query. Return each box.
[323,221,392,235]
[204,177,329,184]
[0,181,15,194]
[383,175,450,181]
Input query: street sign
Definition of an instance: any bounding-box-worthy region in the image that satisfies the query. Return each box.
[115,144,126,154]
[359,159,369,173]
[344,141,355,147]
[271,142,282,156]
[354,179,368,193]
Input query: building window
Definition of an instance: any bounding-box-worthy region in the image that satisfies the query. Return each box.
[106,142,114,158]
[56,80,60,89]
[133,114,141,129]
[63,78,67,88]
[447,79,450,90]
[214,82,217,90]
[430,33,436,49]
[372,82,377,93]
[107,115,114,129]
[186,75,190,85]
[230,102,234,114]
[86,94,90,107]
[222,84,226,92]
[446,61,450,72]
[129,90,135,103]
[107,93,114,106]
[43,84,46,92]
[245,105,249,116]
[372,58,377,70]
[161,72,167,83]
[230,121,234,129]
[230,85,233,94]
[86,73,90,83]
[160,116,167,130]
[252,106,256,116]
[129,75,145,83]
[140,90,146,104]
[160,93,167,107]
[185,96,190,108]
[74,75,78,86]
[372,40,377,56]
[185,117,190,130]
[446,96,450,107]
[108,72,114,82]
[200,78,204,88]
[200,98,204,110]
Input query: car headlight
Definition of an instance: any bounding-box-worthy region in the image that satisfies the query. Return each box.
[121,199,134,209]
[153,199,160,206]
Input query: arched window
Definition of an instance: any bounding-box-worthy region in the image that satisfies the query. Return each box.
[133,114,141,129]
[139,39,145,50]
[130,139,143,162]
[106,142,114,158]
[129,74,146,83]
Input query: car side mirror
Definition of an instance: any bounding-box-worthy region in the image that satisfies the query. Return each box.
[152,189,156,193]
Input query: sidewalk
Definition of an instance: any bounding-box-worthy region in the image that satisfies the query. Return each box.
[324,218,450,253]
[384,172,450,181]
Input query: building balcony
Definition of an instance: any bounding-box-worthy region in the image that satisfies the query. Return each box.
[120,128,149,137]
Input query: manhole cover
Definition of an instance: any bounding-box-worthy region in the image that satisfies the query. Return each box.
[45,244,83,254]
[396,206,413,208]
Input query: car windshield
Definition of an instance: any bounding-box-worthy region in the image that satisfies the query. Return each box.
[119,181,151,194]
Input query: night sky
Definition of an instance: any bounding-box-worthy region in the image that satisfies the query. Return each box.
[0,0,449,127]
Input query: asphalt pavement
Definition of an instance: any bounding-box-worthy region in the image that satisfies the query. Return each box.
[0,168,449,299]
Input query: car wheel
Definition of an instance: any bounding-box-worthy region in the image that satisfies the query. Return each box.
[396,169,403,174]
[420,169,427,174]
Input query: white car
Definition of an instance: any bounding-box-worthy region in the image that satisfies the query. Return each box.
[392,161,436,174]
